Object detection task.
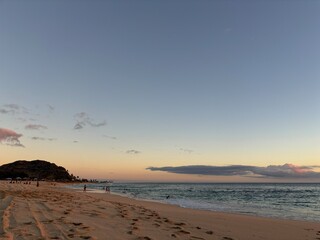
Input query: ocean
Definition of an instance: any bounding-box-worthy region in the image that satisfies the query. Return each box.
[69,182,320,222]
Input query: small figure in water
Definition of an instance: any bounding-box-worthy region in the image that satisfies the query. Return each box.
[166,195,170,199]
[83,184,87,191]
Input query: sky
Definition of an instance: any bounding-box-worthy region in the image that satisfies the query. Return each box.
[0,0,320,182]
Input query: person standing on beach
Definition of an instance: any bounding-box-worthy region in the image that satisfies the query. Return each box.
[84,184,86,191]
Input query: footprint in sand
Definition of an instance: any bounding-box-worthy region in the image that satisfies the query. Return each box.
[163,218,173,223]
[174,222,186,226]
[89,213,100,217]
[206,230,214,235]
[190,237,205,240]
[171,226,182,230]
[72,222,83,226]
[177,230,190,235]
[57,216,66,222]
[42,219,54,224]
[137,237,152,240]
[80,236,91,239]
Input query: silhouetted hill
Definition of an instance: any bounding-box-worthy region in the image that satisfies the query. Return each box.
[0,160,72,181]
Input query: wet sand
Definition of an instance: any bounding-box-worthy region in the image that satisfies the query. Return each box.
[0,181,319,240]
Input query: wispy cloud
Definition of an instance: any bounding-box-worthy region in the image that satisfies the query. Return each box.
[126,149,141,154]
[179,148,193,154]
[103,135,117,140]
[48,104,54,112]
[74,123,84,130]
[73,112,106,130]
[0,104,29,115]
[0,128,24,147]
[31,137,56,141]
[147,164,320,179]
[25,124,48,130]
[0,109,11,114]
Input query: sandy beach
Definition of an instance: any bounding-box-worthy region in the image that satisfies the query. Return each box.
[0,181,319,240]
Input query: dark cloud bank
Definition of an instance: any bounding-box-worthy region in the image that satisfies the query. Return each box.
[147,164,320,179]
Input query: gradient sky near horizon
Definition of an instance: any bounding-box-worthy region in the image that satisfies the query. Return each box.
[1,0,320,182]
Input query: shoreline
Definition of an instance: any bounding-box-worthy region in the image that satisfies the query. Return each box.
[94,189,320,224]
[1,181,319,240]
[68,182,320,223]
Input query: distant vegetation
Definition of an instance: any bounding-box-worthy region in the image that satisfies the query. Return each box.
[0,160,73,181]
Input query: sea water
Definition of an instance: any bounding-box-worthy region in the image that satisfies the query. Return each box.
[69,182,320,222]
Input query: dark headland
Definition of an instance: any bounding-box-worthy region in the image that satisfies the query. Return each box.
[0,160,72,181]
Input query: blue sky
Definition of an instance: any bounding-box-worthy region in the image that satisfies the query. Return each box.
[0,1,319,181]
